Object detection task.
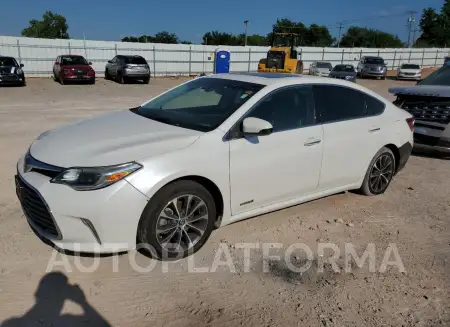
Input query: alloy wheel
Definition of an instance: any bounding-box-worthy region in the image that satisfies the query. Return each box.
[156,194,209,253]
[369,154,394,193]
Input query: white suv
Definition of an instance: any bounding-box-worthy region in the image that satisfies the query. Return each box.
[16,73,414,259]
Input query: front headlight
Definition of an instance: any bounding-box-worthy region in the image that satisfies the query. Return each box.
[16,68,23,75]
[345,75,354,80]
[51,162,142,191]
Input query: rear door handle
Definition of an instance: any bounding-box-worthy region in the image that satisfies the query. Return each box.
[369,128,380,133]
[304,139,322,146]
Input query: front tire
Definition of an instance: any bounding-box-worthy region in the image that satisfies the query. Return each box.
[137,180,216,260]
[360,147,396,196]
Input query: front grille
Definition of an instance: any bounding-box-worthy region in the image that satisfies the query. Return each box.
[0,67,11,74]
[403,72,415,76]
[399,99,450,124]
[15,176,60,237]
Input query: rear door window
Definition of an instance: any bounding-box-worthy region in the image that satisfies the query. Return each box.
[313,85,367,123]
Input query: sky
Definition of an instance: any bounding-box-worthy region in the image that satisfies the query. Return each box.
[0,0,445,44]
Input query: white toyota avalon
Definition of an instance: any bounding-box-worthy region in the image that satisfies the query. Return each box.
[15,73,414,259]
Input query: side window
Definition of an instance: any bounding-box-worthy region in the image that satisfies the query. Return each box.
[313,85,366,123]
[111,56,117,63]
[247,86,315,133]
[364,94,385,116]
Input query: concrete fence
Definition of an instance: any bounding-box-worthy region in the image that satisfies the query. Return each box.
[1,36,450,77]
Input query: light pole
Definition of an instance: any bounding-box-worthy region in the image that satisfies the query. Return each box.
[244,20,249,46]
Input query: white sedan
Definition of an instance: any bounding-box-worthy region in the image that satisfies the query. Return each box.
[397,63,422,81]
[15,73,414,259]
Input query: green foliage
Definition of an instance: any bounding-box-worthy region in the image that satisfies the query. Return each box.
[121,31,180,44]
[339,27,403,48]
[21,11,69,39]
[416,1,450,47]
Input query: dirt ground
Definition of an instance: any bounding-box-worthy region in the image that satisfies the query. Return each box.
[0,76,449,327]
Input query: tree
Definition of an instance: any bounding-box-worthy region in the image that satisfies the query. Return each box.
[416,1,450,47]
[21,11,69,39]
[307,24,334,47]
[339,27,403,48]
[121,31,179,44]
[202,31,240,45]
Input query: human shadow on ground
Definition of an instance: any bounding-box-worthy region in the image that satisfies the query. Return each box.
[1,272,111,327]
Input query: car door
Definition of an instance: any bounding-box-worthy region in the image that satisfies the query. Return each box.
[229,85,324,215]
[106,56,116,75]
[313,84,385,191]
[109,56,119,77]
[310,62,316,75]
[53,56,60,76]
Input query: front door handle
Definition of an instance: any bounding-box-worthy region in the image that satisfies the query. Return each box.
[304,139,322,146]
[369,128,381,133]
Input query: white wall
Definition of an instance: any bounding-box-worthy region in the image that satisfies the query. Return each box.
[1,35,449,77]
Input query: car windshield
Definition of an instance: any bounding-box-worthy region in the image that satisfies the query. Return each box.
[333,65,355,72]
[123,56,147,65]
[418,66,450,86]
[132,78,264,132]
[60,56,88,65]
[401,64,420,69]
[0,57,18,66]
[365,57,384,65]
[316,62,332,69]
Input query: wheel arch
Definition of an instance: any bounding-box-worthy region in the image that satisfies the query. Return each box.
[383,143,400,173]
[135,174,225,243]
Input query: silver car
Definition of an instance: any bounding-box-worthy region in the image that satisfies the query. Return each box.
[105,55,150,84]
[309,61,332,77]
[357,56,387,79]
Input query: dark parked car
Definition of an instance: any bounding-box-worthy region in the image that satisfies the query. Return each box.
[0,56,25,86]
[105,55,150,84]
[390,64,450,154]
[53,55,95,85]
[329,64,357,82]
[357,56,387,79]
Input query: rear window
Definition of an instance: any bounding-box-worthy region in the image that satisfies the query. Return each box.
[316,62,332,69]
[123,56,147,65]
[401,64,420,69]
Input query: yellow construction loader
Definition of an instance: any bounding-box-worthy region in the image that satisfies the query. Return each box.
[258,26,304,74]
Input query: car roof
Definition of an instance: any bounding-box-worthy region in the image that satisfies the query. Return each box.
[0,56,15,59]
[60,54,84,57]
[206,72,360,87]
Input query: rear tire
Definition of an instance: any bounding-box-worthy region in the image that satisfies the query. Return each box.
[143,76,150,84]
[59,77,65,85]
[118,72,125,84]
[137,180,216,260]
[359,147,396,196]
[104,69,110,80]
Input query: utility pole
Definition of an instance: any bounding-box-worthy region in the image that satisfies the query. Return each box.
[244,20,249,46]
[337,22,344,48]
[406,10,417,48]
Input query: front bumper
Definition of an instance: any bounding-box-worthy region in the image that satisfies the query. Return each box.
[62,75,95,81]
[397,73,421,80]
[413,121,450,154]
[0,74,24,84]
[15,154,149,253]
[361,70,386,77]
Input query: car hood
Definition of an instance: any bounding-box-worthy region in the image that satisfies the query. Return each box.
[363,63,385,69]
[61,64,92,70]
[399,69,421,74]
[30,110,202,167]
[315,68,330,74]
[330,71,356,77]
[388,85,450,97]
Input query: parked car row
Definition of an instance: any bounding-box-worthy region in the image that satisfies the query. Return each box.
[309,57,422,82]
[0,54,151,87]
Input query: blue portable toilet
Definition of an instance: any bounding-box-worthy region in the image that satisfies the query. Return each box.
[214,48,230,74]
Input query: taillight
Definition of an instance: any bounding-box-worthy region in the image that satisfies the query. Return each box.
[406,117,415,132]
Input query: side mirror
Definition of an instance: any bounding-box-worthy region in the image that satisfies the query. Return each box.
[88,62,93,65]
[55,61,60,66]
[20,64,24,68]
[107,60,112,64]
[242,117,273,136]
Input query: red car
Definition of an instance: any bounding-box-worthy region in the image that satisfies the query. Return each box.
[53,55,95,85]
